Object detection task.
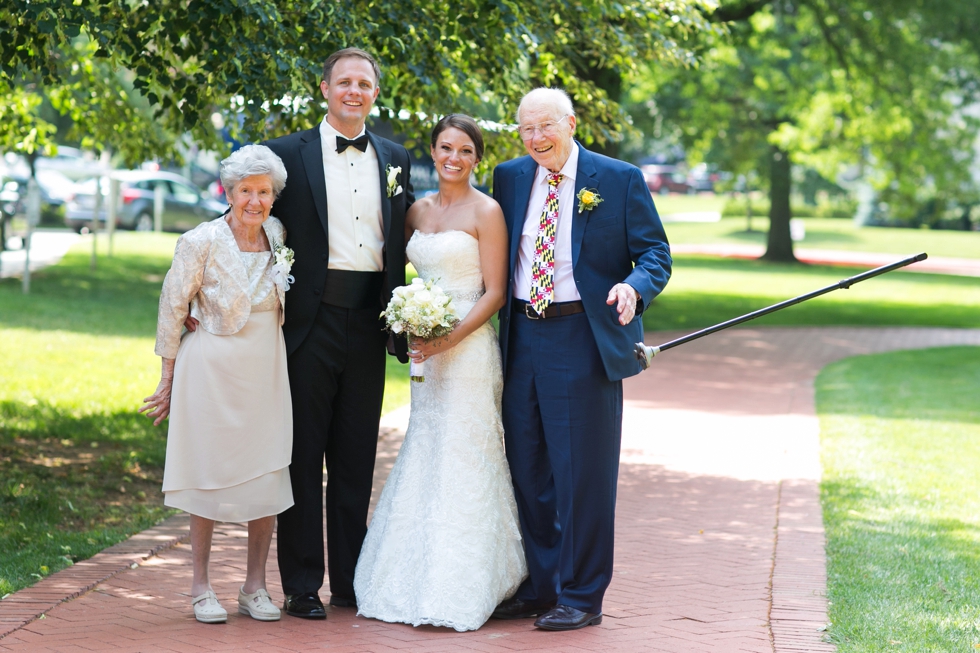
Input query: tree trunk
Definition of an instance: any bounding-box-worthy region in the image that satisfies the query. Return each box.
[763,146,797,262]
[962,204,974,231]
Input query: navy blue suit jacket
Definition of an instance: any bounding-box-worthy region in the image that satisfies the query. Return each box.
[494,143,671,382]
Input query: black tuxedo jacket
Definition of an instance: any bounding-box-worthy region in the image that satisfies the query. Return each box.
[265,126,414,361]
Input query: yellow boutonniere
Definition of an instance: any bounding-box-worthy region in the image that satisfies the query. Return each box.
[577,187,603,213]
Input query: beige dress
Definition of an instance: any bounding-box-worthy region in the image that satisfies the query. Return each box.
[162,249,293,522]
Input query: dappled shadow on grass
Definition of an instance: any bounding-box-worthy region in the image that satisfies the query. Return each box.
[712,226,862,247]
[822,477,980,650]
[0,399,172,596]
[0,250,170,338]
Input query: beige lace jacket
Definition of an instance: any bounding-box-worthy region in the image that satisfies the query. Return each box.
[154,216,287,359]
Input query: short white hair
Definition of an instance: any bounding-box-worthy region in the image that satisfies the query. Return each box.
[219,144,288,198]
[516,87,576,124]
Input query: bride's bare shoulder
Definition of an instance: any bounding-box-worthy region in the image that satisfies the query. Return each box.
[473,191,504,220]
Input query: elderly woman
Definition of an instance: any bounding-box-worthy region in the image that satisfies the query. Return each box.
[140,144,294,624]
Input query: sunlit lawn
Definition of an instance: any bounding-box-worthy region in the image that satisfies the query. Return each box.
[644,255,980,332]
[657,196,980,260]
[818,347,980,651]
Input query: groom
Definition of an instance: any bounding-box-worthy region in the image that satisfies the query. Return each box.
[492,88,671,630]
[265,48,413,619]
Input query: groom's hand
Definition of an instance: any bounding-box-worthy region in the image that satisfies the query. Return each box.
[607,283,639,326]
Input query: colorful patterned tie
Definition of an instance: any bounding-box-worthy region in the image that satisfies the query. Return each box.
[530,173,563,314]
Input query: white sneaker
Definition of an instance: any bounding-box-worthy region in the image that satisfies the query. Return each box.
[238,586,282,621]
[192,590,227,623]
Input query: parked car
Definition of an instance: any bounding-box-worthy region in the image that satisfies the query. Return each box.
[0,169,75,224]
[686,164,719,193]
[641,164,693,195]
[65,170,226,233]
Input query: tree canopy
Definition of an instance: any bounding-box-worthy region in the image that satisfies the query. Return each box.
[632,0,980,259]
[0,0,715,174]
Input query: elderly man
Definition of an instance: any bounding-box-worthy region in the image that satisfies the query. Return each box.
[264,48,413,620]
[491,88,671,630]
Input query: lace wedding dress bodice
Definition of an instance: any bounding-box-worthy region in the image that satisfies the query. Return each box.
[354,230,527,631]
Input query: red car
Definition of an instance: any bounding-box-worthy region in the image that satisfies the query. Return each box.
[641,165,693,195]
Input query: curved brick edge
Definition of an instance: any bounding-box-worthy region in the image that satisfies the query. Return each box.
[771,480,835,652]
[0,512,189,639]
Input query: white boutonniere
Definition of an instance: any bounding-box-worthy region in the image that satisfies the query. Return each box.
[577,188,603,213]
[386,164,403,198]
[271,242,295,292]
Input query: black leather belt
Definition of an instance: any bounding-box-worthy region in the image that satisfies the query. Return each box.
[513,298,585,320]
[322,269,385,309]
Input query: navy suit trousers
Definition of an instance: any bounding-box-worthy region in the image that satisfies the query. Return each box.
[502,310,623,614]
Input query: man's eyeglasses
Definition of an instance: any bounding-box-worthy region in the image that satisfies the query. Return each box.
[518,115,569,141]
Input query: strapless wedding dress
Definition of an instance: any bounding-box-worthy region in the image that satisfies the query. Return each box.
[353,230,527,631]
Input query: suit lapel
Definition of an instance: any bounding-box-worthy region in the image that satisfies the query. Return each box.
[367,132,392,241]
[509,157,537,274]
[572,142,598,268]
[299,126,329,239]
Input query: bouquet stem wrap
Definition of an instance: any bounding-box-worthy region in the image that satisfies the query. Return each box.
[409,360,425,383]
[380,277,460,383]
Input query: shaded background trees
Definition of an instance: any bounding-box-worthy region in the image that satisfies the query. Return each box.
[632,0,980,260]
[2,0,978,262]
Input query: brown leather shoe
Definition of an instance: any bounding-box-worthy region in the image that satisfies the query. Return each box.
[491,597,556,620]
[534,604,603,630]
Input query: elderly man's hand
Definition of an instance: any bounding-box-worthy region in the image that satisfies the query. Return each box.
[606,283,640,326]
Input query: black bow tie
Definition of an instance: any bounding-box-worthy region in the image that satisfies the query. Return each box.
[336,134,369,154]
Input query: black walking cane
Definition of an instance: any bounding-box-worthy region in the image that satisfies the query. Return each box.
[634,252,929,370]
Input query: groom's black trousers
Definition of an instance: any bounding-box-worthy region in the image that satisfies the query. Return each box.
[277,302,387,599]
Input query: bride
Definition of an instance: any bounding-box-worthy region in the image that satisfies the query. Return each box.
[353,114,527,631]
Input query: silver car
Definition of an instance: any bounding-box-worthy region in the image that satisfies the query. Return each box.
[65,170,226,233]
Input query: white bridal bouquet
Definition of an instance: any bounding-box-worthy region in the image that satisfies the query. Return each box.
[381,277,459,382]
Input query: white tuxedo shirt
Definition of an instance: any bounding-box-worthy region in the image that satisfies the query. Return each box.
[319,117,384,271]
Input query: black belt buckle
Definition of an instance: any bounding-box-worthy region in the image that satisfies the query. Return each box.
[524,302,543,319]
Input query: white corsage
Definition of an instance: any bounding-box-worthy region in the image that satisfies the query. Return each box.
[386,164,403,198]
[271,242,295,292]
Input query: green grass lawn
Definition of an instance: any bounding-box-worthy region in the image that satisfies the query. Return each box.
[654,193,727,216]
[818,346,980,651]
[659,210,980,261]
[644,255,980,332]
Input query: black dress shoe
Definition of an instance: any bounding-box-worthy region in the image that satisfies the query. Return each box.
[283,592,326,620]
[490,597,556,620]
[328,595,357,609]
[534,604,603,630]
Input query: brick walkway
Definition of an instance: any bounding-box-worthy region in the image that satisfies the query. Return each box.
[3,326,979,653]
